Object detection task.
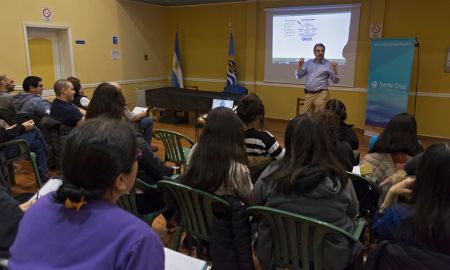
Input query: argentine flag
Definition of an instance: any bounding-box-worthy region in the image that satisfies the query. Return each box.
[226,32,237,86]
[172,31,184,88]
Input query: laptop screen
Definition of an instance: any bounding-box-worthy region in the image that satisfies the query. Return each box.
[211,99,234,110]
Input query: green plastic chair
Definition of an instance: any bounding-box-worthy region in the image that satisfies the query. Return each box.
[247,206,366,270]
[0,139,41,188]
[152,129,194,174]
[117,178,166,226]
[157,179,231,251]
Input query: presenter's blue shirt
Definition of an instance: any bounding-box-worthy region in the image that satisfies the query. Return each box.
[295,59,340,91]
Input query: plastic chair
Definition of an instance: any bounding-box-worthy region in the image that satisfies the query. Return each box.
[157,180,231,251]
[117,178,166,226]
[347,172,380,217]
[0,139,41,188]
[247,206,366,270]
[152,129,194,174]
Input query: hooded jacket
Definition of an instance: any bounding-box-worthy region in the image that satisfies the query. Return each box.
[11,93,51,123]
[251,163,361,270]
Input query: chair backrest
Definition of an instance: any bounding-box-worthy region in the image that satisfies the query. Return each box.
[247,206,363,270]
[346,172,380,217]
[117,178,164,225]
[152,129,194,171]
[158,180,231,241]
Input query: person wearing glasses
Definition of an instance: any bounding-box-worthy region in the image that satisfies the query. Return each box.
[49,79,85,127]
[11,76,51,126]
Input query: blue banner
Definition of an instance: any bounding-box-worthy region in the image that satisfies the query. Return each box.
[365,38,416,130]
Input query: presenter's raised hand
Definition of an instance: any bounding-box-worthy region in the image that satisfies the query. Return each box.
[297,58,305,71]
[299,58,305,66]
[331,61,338,74]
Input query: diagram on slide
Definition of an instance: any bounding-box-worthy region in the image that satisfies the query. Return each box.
[283,19,317,41]
[272,12,351,62]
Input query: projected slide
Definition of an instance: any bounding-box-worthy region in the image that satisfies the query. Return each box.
[272,12,351,64]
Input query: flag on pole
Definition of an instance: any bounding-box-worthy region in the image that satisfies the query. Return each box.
[226,31,237,86]
[172,31,184,88]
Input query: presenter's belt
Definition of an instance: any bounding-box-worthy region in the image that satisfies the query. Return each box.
[304,89,327,94]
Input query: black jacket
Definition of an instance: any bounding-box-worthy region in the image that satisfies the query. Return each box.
[365,241,450,270]
[0,187,23,254]
[338,122,359,150]
[210,196,255,270]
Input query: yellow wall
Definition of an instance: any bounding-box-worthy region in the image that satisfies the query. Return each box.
[167,0,450,138]
[1,0,449,137]
[0,0,168,108]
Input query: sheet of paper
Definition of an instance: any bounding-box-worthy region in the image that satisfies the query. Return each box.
[352,166,361,175]
[164,247,207,270]
[29,179,62,201]
[132,107,148,114]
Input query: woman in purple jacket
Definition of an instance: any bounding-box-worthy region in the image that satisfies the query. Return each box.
[9,118,164,270]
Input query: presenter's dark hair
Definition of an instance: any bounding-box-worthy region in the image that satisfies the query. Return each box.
[265,114,347,194]
[22,76,42,91]
[314,43,325,51]
[55,118,136,203]
[182,107,247,193]
[86,83,126,119]
[67,76,81,94]
[370,112,423,157]
[326,99,347,122]
[400,143,450,254]
[236,94,265,128]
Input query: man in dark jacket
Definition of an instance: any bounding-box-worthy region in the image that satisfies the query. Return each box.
[11,76,51,126]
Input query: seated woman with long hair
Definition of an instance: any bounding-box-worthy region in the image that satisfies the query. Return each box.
[251,114,361,270]
[183,107,252,203]
[372,143,450,246]
[85,83,174,218]
[361,113,423,202]
[9,118,164,269]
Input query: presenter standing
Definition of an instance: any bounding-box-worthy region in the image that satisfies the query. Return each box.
[296,43,340,114]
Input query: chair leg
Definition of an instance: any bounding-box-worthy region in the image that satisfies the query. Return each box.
[30,152,42,187]
[7,163,16,186]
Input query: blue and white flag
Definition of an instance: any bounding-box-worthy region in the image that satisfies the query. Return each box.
[172,31,184,88]
[226,31,237,86]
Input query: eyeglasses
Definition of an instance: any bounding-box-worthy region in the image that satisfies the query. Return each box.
[135,148,142,161]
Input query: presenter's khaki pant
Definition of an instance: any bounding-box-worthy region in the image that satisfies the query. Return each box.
[304,90,329,115]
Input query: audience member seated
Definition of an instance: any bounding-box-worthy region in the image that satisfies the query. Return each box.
[251,114,361,270]
[361,113,423,202]
[49,79,85,127]
[0,119,48,183]
[236,94,284,161]
[11,76,51,127]
[85,83,174,226]
[67,76,90,109]
[179,107,254,268]
[184,107,253,202]
[110,82,155,150]
[9,118,164,270]
[325,99,359,150]
[367,143,450,269]
[372,143,450,242]
[0,187,34,255]
[316,110,355,171]
[0,74,15,111]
